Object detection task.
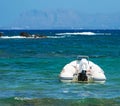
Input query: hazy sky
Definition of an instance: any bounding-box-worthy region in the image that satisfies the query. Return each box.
[1,0,120,27]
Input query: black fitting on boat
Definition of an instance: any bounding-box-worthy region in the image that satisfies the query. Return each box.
[78,70,88,81]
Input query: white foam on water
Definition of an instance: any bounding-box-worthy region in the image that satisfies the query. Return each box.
[47,35,66,38]
[14,97,33,101]
[1,36,27,39]
[56,32,96,35]
[0,36,44,39]
[0,32,112,39]
[56,32,112,36]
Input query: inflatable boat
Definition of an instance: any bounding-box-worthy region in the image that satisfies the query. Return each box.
[59,56,106,83]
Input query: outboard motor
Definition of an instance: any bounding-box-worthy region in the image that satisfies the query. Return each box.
[77,57,89,81]
[78,70,87,81]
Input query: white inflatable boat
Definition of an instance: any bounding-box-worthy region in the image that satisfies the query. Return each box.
[59,56,106,83]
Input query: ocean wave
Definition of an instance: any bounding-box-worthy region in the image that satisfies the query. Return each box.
[56,32,112,36]
[47,36,66,38]
[0,32,112,39]
[0,35,47,39]
[0,35,65,39]
[0,36,31,39]
[56,32,96,35]
[14,97,33,100]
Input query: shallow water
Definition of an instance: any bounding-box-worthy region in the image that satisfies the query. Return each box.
[0,29,120,105]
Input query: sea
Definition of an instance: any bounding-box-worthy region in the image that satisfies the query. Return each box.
[0,29,120,106]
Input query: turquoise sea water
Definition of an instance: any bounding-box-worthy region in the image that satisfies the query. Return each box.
[0,30,120,106]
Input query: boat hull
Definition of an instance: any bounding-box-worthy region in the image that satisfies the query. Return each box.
[59,59,106,83]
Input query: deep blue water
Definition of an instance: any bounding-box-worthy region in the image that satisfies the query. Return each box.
[0,29,120,106]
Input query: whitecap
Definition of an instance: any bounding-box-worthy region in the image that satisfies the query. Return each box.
[56,32,96,36]
[47,36,66,38]
[14,97,33,100]
[0,36,40,39]
[0,36,26,39]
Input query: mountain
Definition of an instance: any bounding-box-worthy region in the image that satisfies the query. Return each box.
[9,9,120,29]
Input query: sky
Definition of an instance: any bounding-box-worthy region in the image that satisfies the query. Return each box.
[1,0,120,28]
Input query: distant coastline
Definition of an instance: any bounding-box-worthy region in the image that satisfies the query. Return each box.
[1,10,120,29]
